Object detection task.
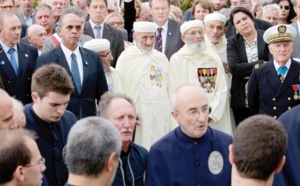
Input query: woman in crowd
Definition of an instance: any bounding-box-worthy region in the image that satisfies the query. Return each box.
[192,0,213,22]
[273,0,296,24]
[227,7,271,125]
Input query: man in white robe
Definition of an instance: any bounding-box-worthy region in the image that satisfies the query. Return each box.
[83,39,123,93]
[116,22,170,150]
[170,20,233,135]
[204,13,236,132]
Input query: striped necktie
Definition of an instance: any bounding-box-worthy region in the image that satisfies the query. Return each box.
[156,27,163,52]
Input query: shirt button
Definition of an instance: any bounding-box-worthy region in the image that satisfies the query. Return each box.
[194,142,197,145]
[274,116,277,119]
[273,106,277,110]
[196,161,200,166]
[273,98,276,101]
[288,106,291,109]
[288,97,291,101]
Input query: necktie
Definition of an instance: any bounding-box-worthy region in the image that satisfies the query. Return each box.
[95,26,102,39]
[71,53,81,93]
[156,27,163,52]
[8,48,18,75]
[277,66,288,77]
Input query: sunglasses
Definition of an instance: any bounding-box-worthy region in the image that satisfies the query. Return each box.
[280,5,290,10]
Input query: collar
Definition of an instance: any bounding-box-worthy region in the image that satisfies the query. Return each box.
[60,43,80,57]
[273,58,292,71]
[89,20,104,28]
[0,40,18,53]
[154,20,168,31]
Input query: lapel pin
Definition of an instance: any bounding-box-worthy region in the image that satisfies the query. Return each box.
[0,60,5,65]
[84,61,88,66]
[25,53,28,58]
[168,32,172,36]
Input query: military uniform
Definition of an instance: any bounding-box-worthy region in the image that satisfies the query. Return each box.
[248,60,300,119]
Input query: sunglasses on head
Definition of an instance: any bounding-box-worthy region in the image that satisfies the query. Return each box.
[280,5,290,10]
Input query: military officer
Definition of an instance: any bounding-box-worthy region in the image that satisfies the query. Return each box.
[248,24,300,119]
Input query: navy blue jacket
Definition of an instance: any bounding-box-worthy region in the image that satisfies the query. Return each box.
[36,46,108,119]
[24,103,77,186]
[273,105,300,186]
[112,142,148,186]
[248,59,300,118]
[0,42,38,104]
[147,127,232,186]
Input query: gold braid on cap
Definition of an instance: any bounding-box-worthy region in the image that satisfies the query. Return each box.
[268,33,294,44]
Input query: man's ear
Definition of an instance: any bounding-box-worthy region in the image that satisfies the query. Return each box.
[171,111,180,124]
[14,165,25,182]
[228,144,235,165]
[180,34,185,43]
[106,152,118,172]
[31,92,39,103]
[274,156,286,174]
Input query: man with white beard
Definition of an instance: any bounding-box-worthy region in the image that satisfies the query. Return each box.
[116,21,170,150]
[170,20,232,135]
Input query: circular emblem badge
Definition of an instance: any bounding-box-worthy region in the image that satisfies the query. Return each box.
[208,151,224,175]
[278,25,286,33]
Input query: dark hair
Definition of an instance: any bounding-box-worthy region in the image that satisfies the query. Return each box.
[233,115,287,180]
[0,129,37,184]
[192,0,214,16]
[272,0,296,23]
[86,0,108,7]
[230,6,254,26]
[31,64,74,99]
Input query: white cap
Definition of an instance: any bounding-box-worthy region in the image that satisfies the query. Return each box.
[180,20,204,34]
[204,13,226,25]
[133,21,157,32]
[263,24,297,44]
[83,39,110,53]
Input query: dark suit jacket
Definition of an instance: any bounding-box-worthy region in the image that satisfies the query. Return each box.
[36,46,108,119]
[227,29,271,109]
[248,59,300,117]
[84,22,124,67]
[21,36,30,45]
[0,42,38,104]
[154,18,184,60]
[225,18,272,38]
[21,24,28,38]
[273,104,300,186]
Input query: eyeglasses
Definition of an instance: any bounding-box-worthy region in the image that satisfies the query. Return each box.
[280,5,290,10]
[108,21,124,26]
[185,30,203,37]
[100,51,112,58]
[25,158,46,167]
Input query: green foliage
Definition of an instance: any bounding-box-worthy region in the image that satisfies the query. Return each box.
[34,0,39,8]
[180,0,193,14]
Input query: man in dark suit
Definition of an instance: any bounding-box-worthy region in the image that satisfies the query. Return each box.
[84,0,124,67]
[225,0,273,38]
[248,24,300,119]
[0,11,38,105]
[149,0,184,60]
[36,6,108,119]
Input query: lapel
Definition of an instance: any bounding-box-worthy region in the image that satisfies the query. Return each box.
[237,35,248,62]
[56,46,72,76]
[0,44,17,85]
[257,30,265,59]
[266,62,282,90]
[17,43,28,83]
[275,59,300,97]
[84,22,95,38]
[164,19,173,55]
[79,47,90,88]
[102,24,111,40]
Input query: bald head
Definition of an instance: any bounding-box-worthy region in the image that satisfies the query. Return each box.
[27,24,47,50]
[0,89,16,130]
[138,2,151,21]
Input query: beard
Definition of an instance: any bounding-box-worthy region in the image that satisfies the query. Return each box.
[185,39,207,53]
[134,41,154,54]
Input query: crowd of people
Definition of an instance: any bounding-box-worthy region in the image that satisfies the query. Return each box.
[0,0,300,184]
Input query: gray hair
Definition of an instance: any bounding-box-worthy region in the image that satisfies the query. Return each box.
[59,6,86,26]
[97,92,136,118]
[10,97,24,111]
[65,117,122,177]
[262,3,281,16]
[104,12,124,24]
[34,4,53,17]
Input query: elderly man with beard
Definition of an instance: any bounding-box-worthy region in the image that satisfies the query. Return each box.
[116,21,170,150]
[169,20,232,135]
[83,39,123,93]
